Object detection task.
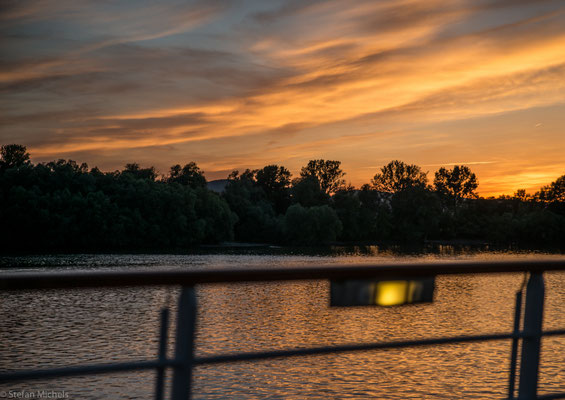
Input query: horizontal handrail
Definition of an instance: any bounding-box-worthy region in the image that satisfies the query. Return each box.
[0,360,175,382]
[2,259,565,290]
[3,329,565,383]
[196,332,518,365]
[194,328,565,365]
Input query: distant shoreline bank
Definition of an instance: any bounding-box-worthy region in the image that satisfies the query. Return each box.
[1,241,563,260]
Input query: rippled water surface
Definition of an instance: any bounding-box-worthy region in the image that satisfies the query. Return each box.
[1,249,565,399]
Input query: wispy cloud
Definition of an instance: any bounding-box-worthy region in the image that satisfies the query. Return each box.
[422,162,497,167]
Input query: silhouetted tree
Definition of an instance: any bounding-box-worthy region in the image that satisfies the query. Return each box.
[357,184,393,241]
[300,159,346,195]
[291,175,329,207]
[391,186,441,242]
[332,188,362,241]
[122,163,157,181]
[168,162,207,189]
[255,165,292,214]
[227,169,258,185]
[552,176,565,202]
[514,189,530,201]
[283,204,342,244]
[195,188,238,242]
[223,169,280,242]
[0,144,30,171]
[371,160,427,193]
[537,175,565,216]
[537,175,565,202]
[433,165,478,208]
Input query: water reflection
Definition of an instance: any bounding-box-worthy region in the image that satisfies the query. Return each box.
[1,252,564,399]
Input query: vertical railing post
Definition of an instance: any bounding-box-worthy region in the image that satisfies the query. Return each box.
[507,289,523,399]
[171,286,197,400]
[155,307,169,400]
[517,273,545,400]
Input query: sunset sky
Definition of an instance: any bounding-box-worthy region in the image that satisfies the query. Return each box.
[1,0,564,196]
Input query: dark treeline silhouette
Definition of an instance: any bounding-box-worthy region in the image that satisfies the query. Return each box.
[1,144,564,252]
[0,145,235,251]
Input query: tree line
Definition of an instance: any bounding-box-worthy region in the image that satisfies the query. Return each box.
[1,144,564,252]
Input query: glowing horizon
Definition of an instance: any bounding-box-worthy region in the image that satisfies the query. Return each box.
[1,0,564,197]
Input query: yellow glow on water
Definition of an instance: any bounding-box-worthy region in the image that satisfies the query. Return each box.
[375,281,408,306]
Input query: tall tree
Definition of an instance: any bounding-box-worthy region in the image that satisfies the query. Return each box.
[122,163,157,181]
[433,165,478,206]
[390,186,441,242]
[291,175,329,207]
[223,168,280,242]
[514,189,529,201]
[168,162,207,188]
[255,165,292,214]
[227,169,257,183]
[256,165,291,194]
[299,159,345,195]
[0,144,30,171]
[371,160,427,193]
[537,175,565,202]
[549,175,565,202]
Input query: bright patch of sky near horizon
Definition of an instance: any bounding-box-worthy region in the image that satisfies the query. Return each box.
[1,0,564,196]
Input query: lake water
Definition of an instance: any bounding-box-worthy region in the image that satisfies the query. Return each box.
[1,248,565,399]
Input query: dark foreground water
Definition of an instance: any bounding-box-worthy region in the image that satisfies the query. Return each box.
[1,248,565,399]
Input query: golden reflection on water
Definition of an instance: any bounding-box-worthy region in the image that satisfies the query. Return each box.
[193,272,565,399]
[1,254,564,399]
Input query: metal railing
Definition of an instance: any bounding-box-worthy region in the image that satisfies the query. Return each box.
[1,259,565,399]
